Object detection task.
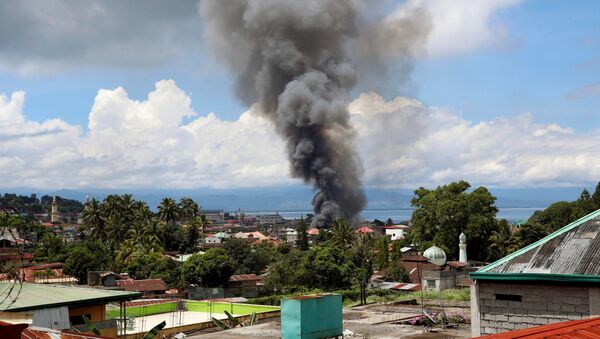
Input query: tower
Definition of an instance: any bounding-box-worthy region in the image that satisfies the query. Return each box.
[50,196,60,223]
[459,232,468,264]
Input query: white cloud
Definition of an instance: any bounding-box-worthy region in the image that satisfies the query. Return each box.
[1,80,599,189]
[393,0,522,57]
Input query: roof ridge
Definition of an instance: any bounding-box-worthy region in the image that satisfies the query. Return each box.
[478,208,600,273]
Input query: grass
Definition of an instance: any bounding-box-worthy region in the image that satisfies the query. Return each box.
[107,301,177,319]
[343,288,470,308]
[186,301,280,315]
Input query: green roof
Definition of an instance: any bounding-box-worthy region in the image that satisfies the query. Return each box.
[0,283,141,312]
[471,209,600,283]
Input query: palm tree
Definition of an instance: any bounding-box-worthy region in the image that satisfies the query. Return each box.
[81,198,105,240]
[102,195,123,220]
[158,197,179,223]
[120,194,136,224]
[132,201,153,223]
[199,213,208,234]
[127,222,147,242]
[330,218,355,248]
[106,214,127,247]
[489,220,517,260]
[179,197,199,221]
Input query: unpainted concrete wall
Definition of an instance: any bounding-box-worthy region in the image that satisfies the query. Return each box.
[476,282,590,335]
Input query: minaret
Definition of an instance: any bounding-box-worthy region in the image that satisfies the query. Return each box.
[459,232,468,264]
[51,196,60,223]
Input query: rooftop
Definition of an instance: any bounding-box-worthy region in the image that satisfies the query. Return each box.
[115,279,167,292]
[0,282,141,312]
[472,209,600,283]
[473,316,600,338]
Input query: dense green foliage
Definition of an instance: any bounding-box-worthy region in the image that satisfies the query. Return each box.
[0,193,84,214]
[409,181,500,261]
[63,240,113,284]
[183,248,236,287]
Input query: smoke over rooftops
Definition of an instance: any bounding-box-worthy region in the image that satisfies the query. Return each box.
[200,0,430,226]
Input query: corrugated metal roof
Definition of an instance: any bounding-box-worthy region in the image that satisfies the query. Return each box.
[472,316,600,338]
[474,209,600,280]
[228,274,261,282]
[115,279,167,292]
[0,282,141,312]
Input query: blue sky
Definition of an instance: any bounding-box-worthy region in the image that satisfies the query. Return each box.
[0,0,599,190]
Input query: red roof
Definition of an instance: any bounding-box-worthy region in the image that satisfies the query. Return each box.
[383,225,409,229]
[116,279,167,292]
[392,283,422,291]
[307,228,320,235]
[356,226,374,234]
[446,261,470,268]
[474,316,600,338]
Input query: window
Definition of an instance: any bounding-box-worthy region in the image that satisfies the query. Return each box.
[426,280,436,288]
[69,314,92,326]
[495,294,522,302]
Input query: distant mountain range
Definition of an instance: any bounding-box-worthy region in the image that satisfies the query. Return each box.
[0,185,592,212]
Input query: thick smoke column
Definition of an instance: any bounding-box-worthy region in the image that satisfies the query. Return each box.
[201,0,429,226]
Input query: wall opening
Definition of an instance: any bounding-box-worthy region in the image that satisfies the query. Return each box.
[495,294,522,302]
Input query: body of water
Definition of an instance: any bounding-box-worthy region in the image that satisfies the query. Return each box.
[245,207,542,224]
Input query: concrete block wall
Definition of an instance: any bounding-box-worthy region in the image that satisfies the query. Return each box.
[477,282,590,335]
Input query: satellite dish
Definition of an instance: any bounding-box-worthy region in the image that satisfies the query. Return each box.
[424,245,447,266]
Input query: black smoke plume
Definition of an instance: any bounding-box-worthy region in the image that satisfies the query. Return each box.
[201,0,430,226]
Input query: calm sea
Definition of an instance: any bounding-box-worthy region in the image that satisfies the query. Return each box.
[247,207,542,224]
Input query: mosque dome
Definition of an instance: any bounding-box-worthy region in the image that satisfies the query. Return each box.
[424,245,447,266]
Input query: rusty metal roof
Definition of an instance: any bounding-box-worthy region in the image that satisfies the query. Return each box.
[473,209,600,282]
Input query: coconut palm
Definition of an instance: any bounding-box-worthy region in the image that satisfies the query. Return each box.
[105,214,128,247]
[199,213,208,234]
[489,220,517,260]
[179,197,199,221]
[330,218,355,249]
[132,201,153,223]
[158,197,179,223]
[81,198,105,240]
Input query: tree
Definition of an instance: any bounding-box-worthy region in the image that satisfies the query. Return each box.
[384,265,410,282]
[81,198,105,240]
[330,218,355,249]
[127,252,182,288]
[488,219,516,261]
[513,222,548,249]
[296,218,309,250]
[410,181,499,260]
[385,218,393,226]
[34,232,67,262]
[223,238,272,274]
[183,248,235,287]
[63,241,113,284]
[374,236,389,270]
[158,198,179,223]
[180,219,200,253]
[179,197,199,221]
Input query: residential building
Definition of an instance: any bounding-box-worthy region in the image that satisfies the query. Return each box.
[203,209,225,224]
[384,225,410,241]
[225,274,264,298]
[115,279,168,297]
[470,209,600,337]
[0,282,140,337]
[356,226,374,234]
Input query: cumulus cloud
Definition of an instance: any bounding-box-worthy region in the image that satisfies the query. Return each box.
[0,0,201,73]
[1,80,599,189]
[393,0,522,57]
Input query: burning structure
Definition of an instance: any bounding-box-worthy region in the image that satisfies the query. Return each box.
[201,0,429,226]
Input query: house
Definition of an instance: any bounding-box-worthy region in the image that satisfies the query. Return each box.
[225,274,264,298]
[277,228,297,243]
[115,278,168,297]
[0,282,140,337]
[399,255,438,284]
[0,263,76,284]
[203,209,225,224]
[205,232,230,244]
[384,225,410,241]
[470,209,600,337]
[0,248,32,269]
[356,226,374,234]
[0,228,27,248]
[87,271,118,287]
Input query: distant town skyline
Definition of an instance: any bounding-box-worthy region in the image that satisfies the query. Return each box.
[1,0,599,189]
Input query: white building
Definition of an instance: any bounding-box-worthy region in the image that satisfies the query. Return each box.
[384,225,410,240]
[203,209,225,224]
